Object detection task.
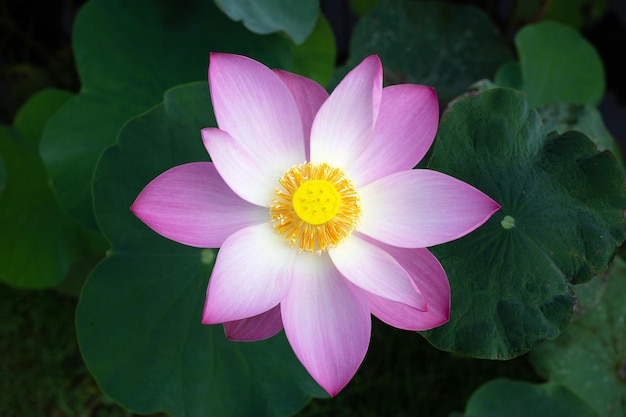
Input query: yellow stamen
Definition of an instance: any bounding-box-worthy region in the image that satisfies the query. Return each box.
[270,163,361,253]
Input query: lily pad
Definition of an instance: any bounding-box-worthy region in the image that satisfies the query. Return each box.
[214,0,319,44]
[475,76,621,161]
[456,378,600,417]
[422,88,625,359]
[537,103,622,160]
[514,21,605,108]
[530,257,626,417]
[77,82,325,417]
[0,89,105,288]
[341,0,513,104]
[289,14,336,87]
[493,62,523,91]
[40,0,293,230]
[461,79,626,213]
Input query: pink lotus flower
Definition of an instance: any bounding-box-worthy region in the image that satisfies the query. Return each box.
[132,53,500,396]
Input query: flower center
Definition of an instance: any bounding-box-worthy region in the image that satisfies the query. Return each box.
[292,180,340,225]
[270,163,361,253]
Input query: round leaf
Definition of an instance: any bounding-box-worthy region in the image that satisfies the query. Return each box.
[477,80,622,161]
[0,89,105,288]
[530,257,626,417]
[342,0,513,104]
[514,21,605,107]
[40,0,292,230]
[472,77,621,162]
[214,0,319,44]
[537,103,622,160]
[459,378,600,417]
[78,83,325,417]
[422,88,625,358]
[289,14,336,86]
[493,62,523,91]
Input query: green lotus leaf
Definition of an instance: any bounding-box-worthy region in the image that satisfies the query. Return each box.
[422,88,625,359]
[530,257,626,417]
[289,14,336,87]
[537,103,622,160]
[78,82,325,417]
[475,75,621,160]
[456,378,600,417]
[0,89,105,288]
[214,0,319,44]
[493,62,522,91]
[514,21,605,107]
[342,0,513,104]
